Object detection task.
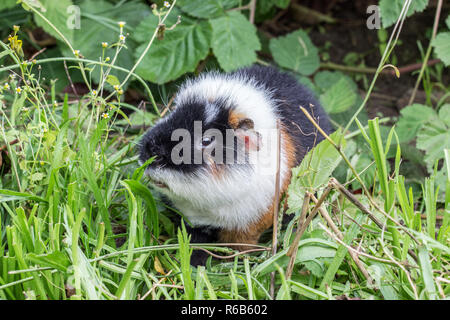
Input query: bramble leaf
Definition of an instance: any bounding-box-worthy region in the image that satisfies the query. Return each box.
[210,11,261,72]
[269,29,320,76]
[135,10,212,84]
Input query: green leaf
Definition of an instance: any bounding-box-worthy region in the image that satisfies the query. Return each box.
[439,104,450,127]
[0,189,48,203]
[379,0,429,28]
[210,11,261,72]
[432,32,450,66]
[367,263,399,300]
[287,130,345,212]
[269,29,320,76]
[177,0,237,19]
[418,246,438,300]
[319,77,357,114]
[275,0,291,9]
[396,104,437,143]
[416,111,450,173]
[27,251,71,272]
[254,239,338,276]
[446,15,450,29]
[314,71,358,93]
[33,0,74,43]
[30,172,45,182]
[135,10,212,83]
[106,75,120,87]
[0,0,17,11]
[62,0,151,85]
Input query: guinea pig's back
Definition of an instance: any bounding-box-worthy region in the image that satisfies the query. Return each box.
[233,65,333,166]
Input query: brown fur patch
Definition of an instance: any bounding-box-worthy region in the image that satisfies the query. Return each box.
[228,110,247,129]
[218,127,298,251]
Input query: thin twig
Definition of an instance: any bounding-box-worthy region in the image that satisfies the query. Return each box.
[270,119,281,299]
[63,60,79,97]
[286,192,310,279]
[408,0,443,105]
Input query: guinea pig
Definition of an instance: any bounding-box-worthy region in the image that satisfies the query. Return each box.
[139,65,333,265]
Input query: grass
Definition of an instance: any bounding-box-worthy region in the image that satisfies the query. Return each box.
[0,0,449,300]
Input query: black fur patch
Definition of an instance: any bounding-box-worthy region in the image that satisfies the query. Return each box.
[232,65,334,165]
[139,97,230,173]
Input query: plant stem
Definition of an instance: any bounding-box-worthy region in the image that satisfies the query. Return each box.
[408,0,443,106]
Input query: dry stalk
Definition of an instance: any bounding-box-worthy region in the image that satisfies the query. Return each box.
[309,194,373,286]
[270,119,281,299]
[285,192,310,279]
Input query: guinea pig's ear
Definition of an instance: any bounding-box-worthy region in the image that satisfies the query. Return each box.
[235,118,262,152]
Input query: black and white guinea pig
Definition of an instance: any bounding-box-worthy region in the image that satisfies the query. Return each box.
[139,65,333,265]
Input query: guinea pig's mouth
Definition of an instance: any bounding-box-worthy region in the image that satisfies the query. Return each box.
[148,177,169,189]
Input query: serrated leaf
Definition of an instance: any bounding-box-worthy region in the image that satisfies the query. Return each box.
[177,0,237,19]
[314,71,358,93]
[417,115,450,173]
[106,75,120,87]
[287,130,345,212]
[319,77,357,114]
[62,0,151,85]
[135,11,212,83]
[379,0,429,29]
[31,172,45,182]
[210,11,260,72]
[34,0,74,43]
[269,29,320,76]
[396,104,437,143]
[432,32,450,66]
[439,104,450,127]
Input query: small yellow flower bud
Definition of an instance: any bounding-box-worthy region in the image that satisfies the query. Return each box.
[3,83,10,90]
[102,42,108,48]
[118,21,126,28]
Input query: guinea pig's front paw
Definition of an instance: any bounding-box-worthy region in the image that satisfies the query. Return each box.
[190,249,210,266]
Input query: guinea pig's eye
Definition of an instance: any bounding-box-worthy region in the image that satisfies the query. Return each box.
[201,136,215,147]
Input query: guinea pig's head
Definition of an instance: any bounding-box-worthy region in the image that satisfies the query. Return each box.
[138,73,277,204]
